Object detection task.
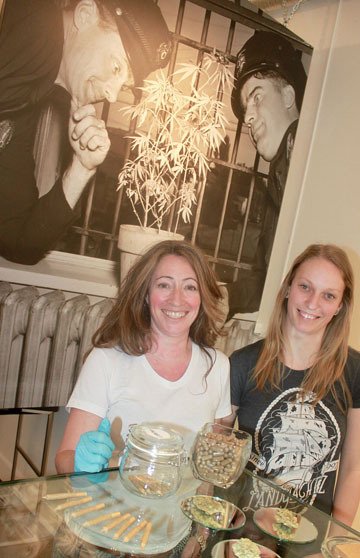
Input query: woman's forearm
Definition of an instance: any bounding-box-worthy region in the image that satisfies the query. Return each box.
[55,449,76,474]
[332,469,360,526]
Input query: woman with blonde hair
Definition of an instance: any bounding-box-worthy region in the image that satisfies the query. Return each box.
[228,244,360,526]
[56,240,231,474]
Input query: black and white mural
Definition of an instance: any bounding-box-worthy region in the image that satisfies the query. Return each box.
[0,0,312,319]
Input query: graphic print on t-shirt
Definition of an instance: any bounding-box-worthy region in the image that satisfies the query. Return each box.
[249,388,341,508]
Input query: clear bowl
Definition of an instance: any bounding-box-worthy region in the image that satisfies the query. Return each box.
[321,536,360,558]
[190,423,252,488]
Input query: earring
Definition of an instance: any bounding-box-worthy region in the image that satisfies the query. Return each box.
[285,287,290,299]
[334,307,341,316]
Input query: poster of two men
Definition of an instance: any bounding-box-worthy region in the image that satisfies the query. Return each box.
[0,0,312,318]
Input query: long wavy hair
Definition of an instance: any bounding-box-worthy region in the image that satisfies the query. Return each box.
[92,240,224,358]
[253,244,354,412]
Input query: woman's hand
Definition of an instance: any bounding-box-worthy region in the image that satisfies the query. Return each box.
[74,418,115,473]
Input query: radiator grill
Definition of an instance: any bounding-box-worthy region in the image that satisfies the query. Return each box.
[0,281,258,410]
[0,282,114,409]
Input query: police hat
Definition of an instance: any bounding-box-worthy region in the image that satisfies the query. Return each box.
[231,31,307,121]
[105,0,172,86]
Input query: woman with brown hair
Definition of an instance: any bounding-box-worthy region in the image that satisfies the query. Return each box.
[56,240,231,474]
[228,244,360,526]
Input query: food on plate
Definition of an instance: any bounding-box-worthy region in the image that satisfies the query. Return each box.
[232,538,261,558]
[189,496,227,529]
[272,508,299,539]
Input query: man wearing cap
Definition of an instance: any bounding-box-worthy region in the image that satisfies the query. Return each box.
[0,0,171,264]
[232,30,307,211]
[226,31,307,318]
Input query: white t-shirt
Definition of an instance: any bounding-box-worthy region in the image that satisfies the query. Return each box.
[67,342,231,450]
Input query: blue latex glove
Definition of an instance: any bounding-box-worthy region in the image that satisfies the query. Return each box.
[74,418,115,473]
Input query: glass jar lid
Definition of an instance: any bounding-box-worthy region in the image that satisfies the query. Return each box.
[127,422,185,458]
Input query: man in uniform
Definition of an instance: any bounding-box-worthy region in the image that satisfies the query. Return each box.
[0,0,172,264]
[226,30,307,318]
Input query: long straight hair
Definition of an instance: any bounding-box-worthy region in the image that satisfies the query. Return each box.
[253,244,354,412]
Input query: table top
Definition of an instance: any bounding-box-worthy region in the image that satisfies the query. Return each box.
[0,466,359,558]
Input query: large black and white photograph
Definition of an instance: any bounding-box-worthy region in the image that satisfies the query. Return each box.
[0,1,360,555]
[0,0,311,319]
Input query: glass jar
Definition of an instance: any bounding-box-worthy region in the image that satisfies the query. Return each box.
[119,422,186,498]
[190,422,252,488]
[321,536,360,558]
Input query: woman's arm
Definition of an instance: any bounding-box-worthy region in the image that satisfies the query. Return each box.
[332,408,360,526]
[55,408,102,473]
[215,405,239,428]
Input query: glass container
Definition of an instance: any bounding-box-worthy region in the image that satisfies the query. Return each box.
[190,423,252,488]
[321,536,360,558]
[119,422,186,498]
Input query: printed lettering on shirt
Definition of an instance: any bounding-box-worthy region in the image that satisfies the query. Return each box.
[246,388,341,509]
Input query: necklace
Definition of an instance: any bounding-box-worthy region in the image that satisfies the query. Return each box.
[282,0,307,27]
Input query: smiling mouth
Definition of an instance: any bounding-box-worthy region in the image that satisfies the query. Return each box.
[298,309,318,320]
[163,310,187,319]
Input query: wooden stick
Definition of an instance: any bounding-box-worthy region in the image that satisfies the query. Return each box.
[151,514,166,531]
[71,502,105,518]
[83,511,121,527]
[113,516,136,539]
[123,520,147,542]
[43,491,88,501]
[55,496,92,511]
[141,521,152,549]
[101,513,130,533]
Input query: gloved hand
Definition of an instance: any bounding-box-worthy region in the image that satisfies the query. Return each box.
[74,418,115,473]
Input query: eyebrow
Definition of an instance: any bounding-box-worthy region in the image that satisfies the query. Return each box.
[241,85,263,109]
[155,275,198,282]
[297,277,343,293]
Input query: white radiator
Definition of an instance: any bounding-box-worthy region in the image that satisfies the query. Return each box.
[0,281,258,410]
[0,281,114,409]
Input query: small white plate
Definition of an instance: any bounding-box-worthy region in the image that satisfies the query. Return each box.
[211,538,281,558]
[253,506,318,544]
[181,495,246,531]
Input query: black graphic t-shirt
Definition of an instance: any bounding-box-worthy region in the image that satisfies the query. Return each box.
[230,339,360,515]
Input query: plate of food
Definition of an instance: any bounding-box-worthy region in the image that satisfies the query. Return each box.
[253,507,318,544]
[47,476,192,555]
[181,495,246,531]
[211,537,281,558]
[321,535,360,558]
